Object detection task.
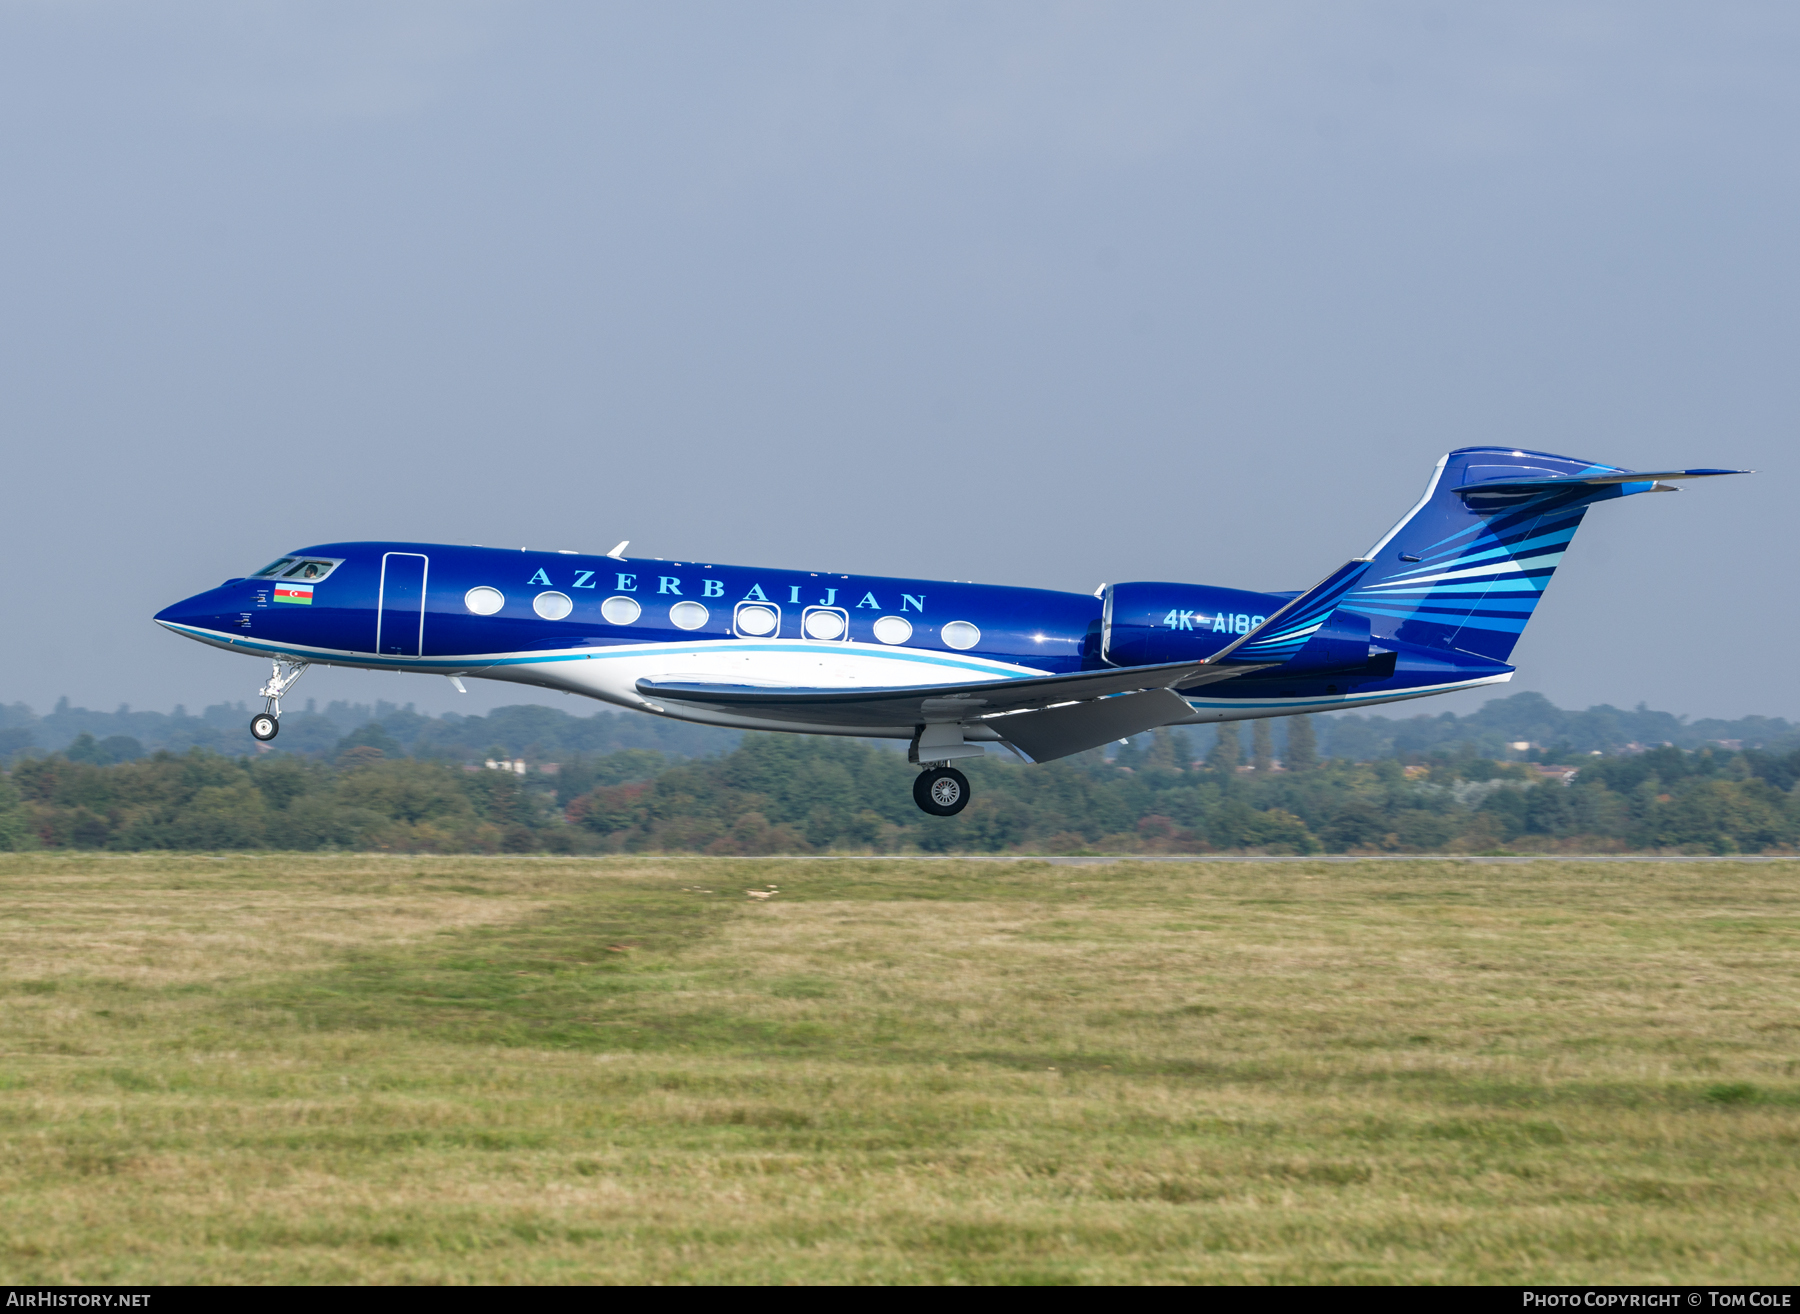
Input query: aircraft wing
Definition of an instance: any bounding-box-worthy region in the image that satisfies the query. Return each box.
[637,657,1251,737]
[641,555,1385,756]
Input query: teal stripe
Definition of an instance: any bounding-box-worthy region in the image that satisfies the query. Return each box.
[1393,525,1576,576]
[1362,553,1565,591]
[1347,605,1532,632]
[160,624,1043,682]
[1353,576,1548,598]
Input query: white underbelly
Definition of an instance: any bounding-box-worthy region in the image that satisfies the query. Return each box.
[487,639,1051,710]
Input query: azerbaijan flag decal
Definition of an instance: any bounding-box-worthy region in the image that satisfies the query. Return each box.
[272,582,314,605]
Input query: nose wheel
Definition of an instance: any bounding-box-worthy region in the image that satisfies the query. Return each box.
[913,766,970,816]
[249,659,309,744]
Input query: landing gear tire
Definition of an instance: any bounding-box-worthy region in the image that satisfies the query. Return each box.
[913,766,970,817]
[249,660,307,745]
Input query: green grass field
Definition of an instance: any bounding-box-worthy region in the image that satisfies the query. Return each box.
[2,854,1797,1284]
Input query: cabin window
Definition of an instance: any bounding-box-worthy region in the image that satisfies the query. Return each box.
[802,606,848,640]
[872,615,913,645]
[601,595,641,625]
[941,620,981,650]
[465,587,505,616]
[734,603,779,637]
[670,601,709,630]
[533,591,573,621]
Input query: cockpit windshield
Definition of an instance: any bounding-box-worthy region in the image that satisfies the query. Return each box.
[251,556,342,582]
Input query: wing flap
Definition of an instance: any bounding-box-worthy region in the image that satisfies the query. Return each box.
[993,688,1194,763]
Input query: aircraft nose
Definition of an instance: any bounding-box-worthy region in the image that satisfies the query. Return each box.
[154,586,237,633]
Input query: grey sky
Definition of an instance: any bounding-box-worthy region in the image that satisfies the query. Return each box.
[2,2,1792,721]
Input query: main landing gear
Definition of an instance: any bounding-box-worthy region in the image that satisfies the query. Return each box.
[249,659,310,742]
[913,766,970,817]
[909,722,979,816]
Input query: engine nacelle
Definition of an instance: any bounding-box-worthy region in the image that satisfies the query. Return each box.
[1101,581,1285,667]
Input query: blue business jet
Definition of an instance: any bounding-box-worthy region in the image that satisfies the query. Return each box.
[156,448,1744,816]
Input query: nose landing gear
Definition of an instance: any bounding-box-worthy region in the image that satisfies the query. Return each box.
[250,659,310,742]
[913,766,970,816]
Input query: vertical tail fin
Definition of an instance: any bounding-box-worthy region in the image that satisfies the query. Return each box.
[1341,447,1742,663]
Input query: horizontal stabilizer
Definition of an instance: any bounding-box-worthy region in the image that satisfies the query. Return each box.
[1454,467,1749,495]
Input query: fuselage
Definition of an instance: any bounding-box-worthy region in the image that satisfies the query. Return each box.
[153,541,1511,738]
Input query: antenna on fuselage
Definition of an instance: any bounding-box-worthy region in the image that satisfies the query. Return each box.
[606,541,630,560]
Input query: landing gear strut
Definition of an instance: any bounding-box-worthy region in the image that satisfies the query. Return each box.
[913,766,970,817]
[250,659,309,742]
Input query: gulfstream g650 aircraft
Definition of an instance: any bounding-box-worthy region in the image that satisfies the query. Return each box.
[156,448,1743,816]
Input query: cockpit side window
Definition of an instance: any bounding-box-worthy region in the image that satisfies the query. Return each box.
[251,556,343,581]
[281,559,341,581]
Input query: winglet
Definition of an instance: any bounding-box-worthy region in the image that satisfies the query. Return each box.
[606,541,630,560]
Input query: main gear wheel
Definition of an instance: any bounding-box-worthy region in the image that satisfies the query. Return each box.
[912,766,970,816]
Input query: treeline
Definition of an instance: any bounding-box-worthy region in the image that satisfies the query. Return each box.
[6,722,1800,856]
[1324,692,1800,762]
[4,690,1796,768]
[0,696,737,765]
